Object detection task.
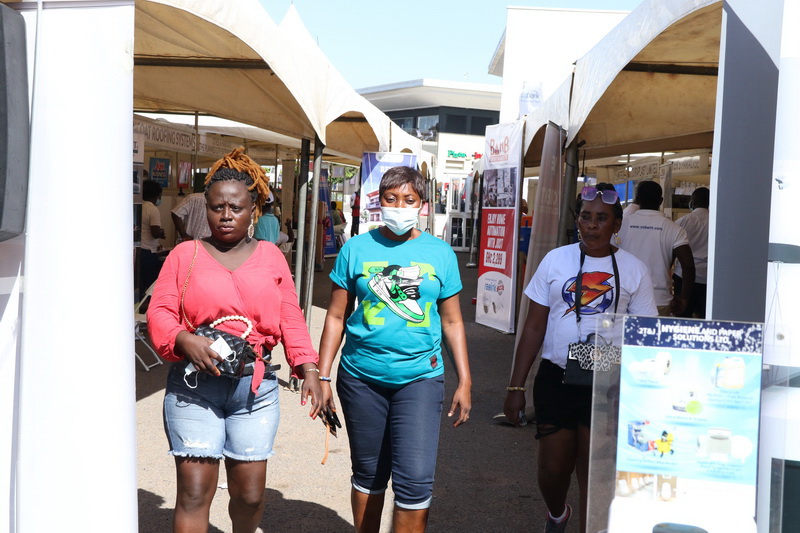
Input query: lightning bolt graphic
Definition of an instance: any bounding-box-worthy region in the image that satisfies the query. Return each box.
[563,271,614,316]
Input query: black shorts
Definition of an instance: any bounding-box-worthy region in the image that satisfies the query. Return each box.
[533,358,593,438]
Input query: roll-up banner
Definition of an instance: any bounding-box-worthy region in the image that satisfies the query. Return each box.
[360,152,418,232]
[476,121,524,333]
[320,169,337,256]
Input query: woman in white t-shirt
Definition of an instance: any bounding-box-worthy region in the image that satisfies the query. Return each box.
[503,183,657,533]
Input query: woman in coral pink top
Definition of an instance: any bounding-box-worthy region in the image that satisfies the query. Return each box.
[148,147,321,533]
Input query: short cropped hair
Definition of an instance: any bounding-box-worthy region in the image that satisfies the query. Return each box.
[379,166,428,202]
[636,180,662,208]
[142,180,162,202]
[691,187,710,209]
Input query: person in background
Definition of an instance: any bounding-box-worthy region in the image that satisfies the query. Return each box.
[622,197,639,217]
[305,194,327,272]
[674,187,709,318]
[331,200,347,236]
[171,192,211,242]
[350,187,361,237]
[617,180,695,316]
[147,147,321,533]
[505,183,657,533]
[315,166,471,533]
[140,179,166,291]
[253,192,281,244]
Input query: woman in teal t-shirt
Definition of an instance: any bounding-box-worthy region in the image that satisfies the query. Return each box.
[314,166,472,533]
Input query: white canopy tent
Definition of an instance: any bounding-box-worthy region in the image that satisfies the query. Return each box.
[521,0,722,167]
[135,0,420,160]
[568,0,721,159]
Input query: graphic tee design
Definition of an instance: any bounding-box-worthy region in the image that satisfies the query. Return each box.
[524,243,657,368]
[367,264,425,323]
[561,271,616,317]
[330,229,462,387]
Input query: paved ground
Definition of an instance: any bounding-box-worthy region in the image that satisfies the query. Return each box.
[135,252,580,532]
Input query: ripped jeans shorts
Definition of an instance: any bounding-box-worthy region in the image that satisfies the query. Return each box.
[163,361,280,461]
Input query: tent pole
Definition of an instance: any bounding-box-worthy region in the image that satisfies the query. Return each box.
[558,140,580,247]
[466,170,480,267]
[303,134,325,326]
[192,111,198,191]
[274,145,279,190]
[294,138,311,304]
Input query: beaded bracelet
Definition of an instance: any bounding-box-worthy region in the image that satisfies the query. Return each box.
[319,376,332,382]
[506,386,527,392]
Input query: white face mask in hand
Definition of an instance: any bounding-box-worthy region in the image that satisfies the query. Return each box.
[381,206,419,235]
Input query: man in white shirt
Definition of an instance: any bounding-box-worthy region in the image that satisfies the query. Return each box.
[617,181,695,316]
[140,180,166,291]
[673,187,709,318]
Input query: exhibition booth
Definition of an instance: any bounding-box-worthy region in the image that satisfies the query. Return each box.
[483,0,797,531]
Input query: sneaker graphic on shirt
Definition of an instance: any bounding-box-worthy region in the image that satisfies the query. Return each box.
[367,264,424,323]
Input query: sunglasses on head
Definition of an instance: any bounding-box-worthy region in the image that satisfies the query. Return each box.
[581,187,619,205]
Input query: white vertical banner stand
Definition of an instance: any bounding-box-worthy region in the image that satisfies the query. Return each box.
[476,120,524,334]
[17,3,138,531]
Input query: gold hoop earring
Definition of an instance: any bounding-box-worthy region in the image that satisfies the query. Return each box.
[247,219,255,242]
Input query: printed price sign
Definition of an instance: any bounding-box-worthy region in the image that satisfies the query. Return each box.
[483,249,506,269]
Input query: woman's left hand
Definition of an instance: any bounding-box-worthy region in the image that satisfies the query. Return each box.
[448,383,471,427]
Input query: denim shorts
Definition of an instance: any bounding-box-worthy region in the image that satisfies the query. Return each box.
[336,367,444,510]
[163,362,280,461]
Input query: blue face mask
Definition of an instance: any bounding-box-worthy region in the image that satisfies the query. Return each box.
[155,198,162,207]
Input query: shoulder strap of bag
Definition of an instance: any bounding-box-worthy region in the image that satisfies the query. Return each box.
[180,240,200,332]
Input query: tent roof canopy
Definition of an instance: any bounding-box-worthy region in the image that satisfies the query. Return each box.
[568,1,721,162]
[134,0,316,142]
[135,0,421,164]
[522,0,722,168]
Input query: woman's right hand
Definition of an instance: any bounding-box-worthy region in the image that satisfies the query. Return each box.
[503,390,526,427]
[310,381,337,420]
[175,330,223,376]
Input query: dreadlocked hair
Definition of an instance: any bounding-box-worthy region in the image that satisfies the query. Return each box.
[204,146,271,219]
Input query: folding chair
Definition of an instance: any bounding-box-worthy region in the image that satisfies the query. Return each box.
[134,282,163,371]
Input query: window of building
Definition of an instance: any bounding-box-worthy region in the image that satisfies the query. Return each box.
[394,117,414,133]
[470,116,495,135]
[416,115,439,140]
[445,114,467,133]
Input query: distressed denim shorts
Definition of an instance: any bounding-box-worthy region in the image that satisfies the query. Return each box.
[163,362,280,461]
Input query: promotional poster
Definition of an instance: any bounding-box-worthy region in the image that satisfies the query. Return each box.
[610,316,763,531]
[319,169,337,257]
[148,157,170,188]
[476,121,524,333]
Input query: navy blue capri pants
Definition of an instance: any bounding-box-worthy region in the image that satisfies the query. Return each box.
[336,367,444,510]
